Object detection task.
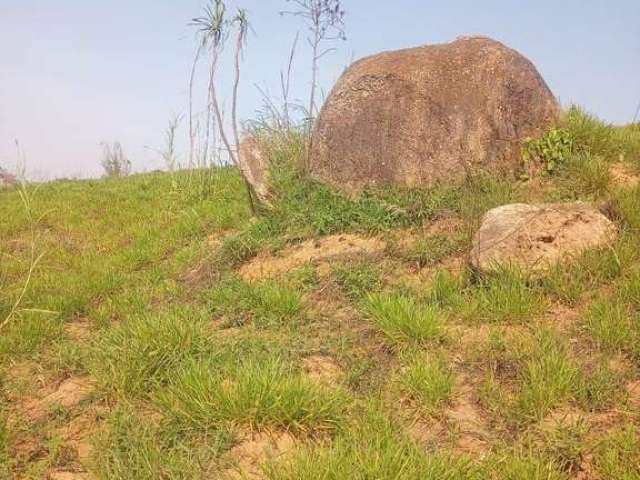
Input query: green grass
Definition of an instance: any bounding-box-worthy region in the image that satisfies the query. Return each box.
[465,268,545,324]
[90,308,215,398]
[210,276,304,328]
[91,408,232,480]
[399,352,455,412]
[363,292,446,344]
[265,407,478,480]
[155,356,349,434]
[3,106,640,478]
[594,427,640,480]
[332,260,384,300]
[513,330,581,421]
[584,302,637,352]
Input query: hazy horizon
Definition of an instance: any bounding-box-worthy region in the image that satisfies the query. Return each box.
[1,0,638,180]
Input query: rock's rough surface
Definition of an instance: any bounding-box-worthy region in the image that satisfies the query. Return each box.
[310,36,559,192]
[471,202,617,274]
[238,136,271,204]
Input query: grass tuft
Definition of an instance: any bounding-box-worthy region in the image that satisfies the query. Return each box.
[399,352,455,413]
[363,292,446,344]
[155,356,349,434]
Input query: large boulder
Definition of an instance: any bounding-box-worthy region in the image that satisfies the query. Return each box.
[310,36,559,192]
[470,202,617,274]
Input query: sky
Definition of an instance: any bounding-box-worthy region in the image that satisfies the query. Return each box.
[1,0,639,180]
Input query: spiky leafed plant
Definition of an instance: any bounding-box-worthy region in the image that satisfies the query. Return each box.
[190,1,256,215]
[282,0,346,170]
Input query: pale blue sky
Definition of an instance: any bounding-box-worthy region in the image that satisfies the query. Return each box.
[1,0,638,179]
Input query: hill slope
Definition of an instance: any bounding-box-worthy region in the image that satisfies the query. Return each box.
[2,112,640,479]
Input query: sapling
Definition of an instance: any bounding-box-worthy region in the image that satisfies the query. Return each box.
[190,0,256,214]
[282,0,346,169]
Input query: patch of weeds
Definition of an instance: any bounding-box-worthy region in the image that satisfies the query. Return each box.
[363,292,446,344]
[584,302,636,352]
[0,312,64,362]
[92,407,232,480]
[265,405,478,479]
[578,363,626,411]
[155,356,349,434]
[268,159,462,237]
[332,260,383,300]
[90,309,214,398]
[465,268,544,324]
[594,427,640,479]
[523,127,573,174]
[399,351,454,413]
[513,331,581,422]
[542,247,622,305]
[211,276,304,329]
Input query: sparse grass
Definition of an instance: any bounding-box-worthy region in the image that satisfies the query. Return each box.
[578,363,626,411]
[594,427,640,479]
[513,330,581,422]
[155,356,349,433]
[265,407,478,480]
[399,351,454,413]
[399,232,468,268]
[92,408,232,480]
[332,260,384,300]
[363,292,446,344]
[584,302,637,352]
[428,269,466,308]
[0,410,9,478]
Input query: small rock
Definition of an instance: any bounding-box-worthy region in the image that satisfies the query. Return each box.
[239,136,271,206]
[471,202,617,274]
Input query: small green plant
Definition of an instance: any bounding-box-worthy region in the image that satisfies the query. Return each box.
[523,128,573,174]
[363,292,445,344]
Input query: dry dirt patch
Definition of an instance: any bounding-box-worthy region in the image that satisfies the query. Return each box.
[24,376,95,421]
[239,234,385,281]
[222,431,297,479]
[609,162,640,189]
[302,355,343,385]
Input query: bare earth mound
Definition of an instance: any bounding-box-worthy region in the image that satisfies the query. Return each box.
[471,202,617,274]
[239,234,385,281]
[310,36,559,192]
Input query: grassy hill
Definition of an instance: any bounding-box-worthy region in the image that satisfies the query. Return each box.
[2,110,640,479]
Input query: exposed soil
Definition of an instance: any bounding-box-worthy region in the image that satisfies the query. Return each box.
[239,234,386,281]
[302,355,343,385]
[24,377,95,422]
[609,162,640,189]
[221,431,297,479]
